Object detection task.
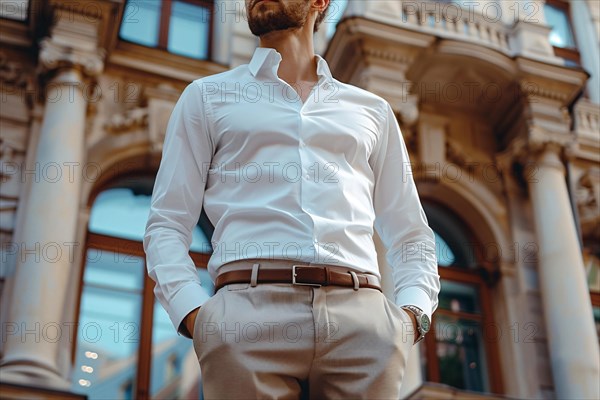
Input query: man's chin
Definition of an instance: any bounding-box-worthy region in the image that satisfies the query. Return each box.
[250,24,298,37]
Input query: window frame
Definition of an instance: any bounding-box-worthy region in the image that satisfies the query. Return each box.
[544,0,581,65]
[592,292,600,307]
[423,265,504,393]
[72,231,210,399]
[422,201,504,394]
[119,0,215,61]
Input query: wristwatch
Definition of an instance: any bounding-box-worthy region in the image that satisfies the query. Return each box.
[401,305,431,344]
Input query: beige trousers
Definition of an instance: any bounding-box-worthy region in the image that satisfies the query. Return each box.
[192,265,415,400]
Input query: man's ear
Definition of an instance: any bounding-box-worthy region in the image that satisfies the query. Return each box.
[312,0,329,13]
[311,0,330,32]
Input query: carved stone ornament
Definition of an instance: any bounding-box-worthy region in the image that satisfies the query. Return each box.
[575,168,600,238]
[0,53,30,88]
[446,137,475,169]
[104,107,149,134]
[38,37,105,79]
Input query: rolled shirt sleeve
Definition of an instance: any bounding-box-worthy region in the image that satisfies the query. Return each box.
[143,81,214,338]
[371,101,441,321]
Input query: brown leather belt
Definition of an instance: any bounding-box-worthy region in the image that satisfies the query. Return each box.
[214,261,382,293]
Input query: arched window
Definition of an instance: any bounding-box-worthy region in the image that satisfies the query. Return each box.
[71,176,212,399]
[421,202,503,394]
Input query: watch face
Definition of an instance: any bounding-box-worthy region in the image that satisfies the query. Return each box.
[420,315,431,333]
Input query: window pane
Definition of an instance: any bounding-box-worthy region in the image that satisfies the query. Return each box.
[423,203,477,268]
[89,187,211,253]
[544,4,576,48]
[168,0,210,59]
[585,252,600,292]
[85,249,145,291]
[439,280,481,314]
[435,231,456,267]
[0,0,28,21]
[120,0,161,47]
[150,296,202,398]
[325,0,348,38]
[150,268,212,398]
[71,251,145,399]
[435,315,490,392]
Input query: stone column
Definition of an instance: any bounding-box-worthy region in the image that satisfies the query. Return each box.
[525,142,600,399]
[0,38,103,389]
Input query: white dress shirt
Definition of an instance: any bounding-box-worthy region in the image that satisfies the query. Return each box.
[144,47,440,338]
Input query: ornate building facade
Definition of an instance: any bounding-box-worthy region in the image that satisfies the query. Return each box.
[0,0,599,399]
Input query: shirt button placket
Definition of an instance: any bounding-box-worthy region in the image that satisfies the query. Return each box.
[297,109,317,255]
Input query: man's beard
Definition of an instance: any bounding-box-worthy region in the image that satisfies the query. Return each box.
[247,1,310,36]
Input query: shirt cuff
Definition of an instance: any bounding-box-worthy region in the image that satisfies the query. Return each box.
[395,286,433,322]
[169,282,213,339]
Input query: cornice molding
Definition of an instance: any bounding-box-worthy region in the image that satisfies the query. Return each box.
[515,57,589,106]
[361,46,415,65]
[325,16,434,83]
[47,0,122,54]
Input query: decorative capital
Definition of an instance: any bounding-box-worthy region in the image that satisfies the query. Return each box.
[497,133,574,194]
[528,125,575,162]
[38,37,105,81]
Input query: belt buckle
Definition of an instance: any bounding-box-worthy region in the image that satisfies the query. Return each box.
[292,265,321,287]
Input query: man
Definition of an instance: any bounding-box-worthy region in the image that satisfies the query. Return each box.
[143,0,440,398]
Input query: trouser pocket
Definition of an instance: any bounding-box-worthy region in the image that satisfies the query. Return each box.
[192,292,221,358]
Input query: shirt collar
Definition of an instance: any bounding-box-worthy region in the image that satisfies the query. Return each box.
[248,46,333,80]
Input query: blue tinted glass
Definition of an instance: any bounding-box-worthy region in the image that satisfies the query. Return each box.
[325,0,348,38]
[71,252,144,399]
[435,231,456,267]
[168,0,210,59]
[84,249,145,291]
[150,298,201,396]
[439,280,481,314]
[120,0,161,47]
[89,187,211,253]
[150,268,212,396]
[544,4,575,48]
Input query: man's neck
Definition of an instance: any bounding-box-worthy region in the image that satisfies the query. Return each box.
[258,29,318,85]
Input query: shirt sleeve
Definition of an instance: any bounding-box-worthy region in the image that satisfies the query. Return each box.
[370,101,440,321]
[143,81,214,339]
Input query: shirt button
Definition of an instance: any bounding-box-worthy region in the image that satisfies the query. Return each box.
[305,173,310,180]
